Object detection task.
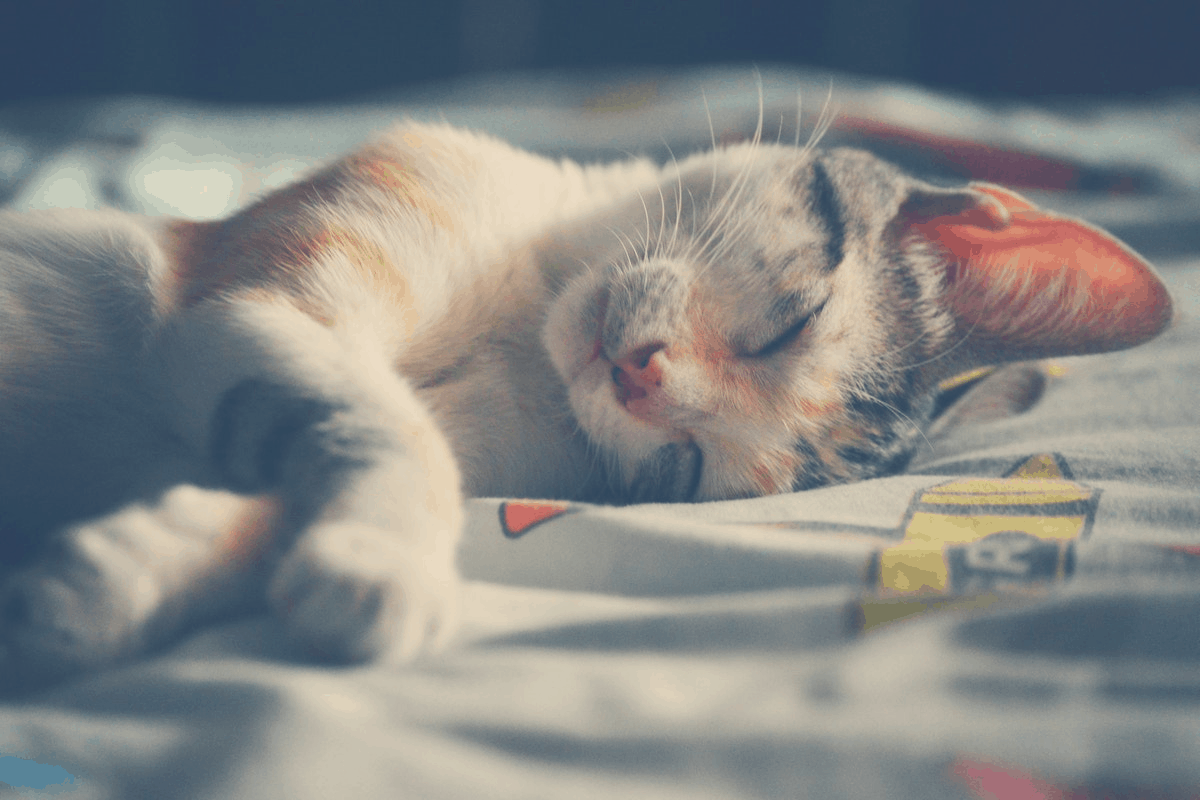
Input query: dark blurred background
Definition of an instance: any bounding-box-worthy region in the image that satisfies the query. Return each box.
[1,0,1196,105]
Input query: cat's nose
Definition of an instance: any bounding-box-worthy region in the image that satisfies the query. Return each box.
[611,342,665,403]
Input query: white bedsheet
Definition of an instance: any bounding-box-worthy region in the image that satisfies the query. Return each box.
[1,68,1199,799]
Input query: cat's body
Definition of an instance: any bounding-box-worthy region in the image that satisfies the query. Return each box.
[0,120,1172,690]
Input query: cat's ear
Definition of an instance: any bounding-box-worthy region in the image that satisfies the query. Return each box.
[902,183,1173,364]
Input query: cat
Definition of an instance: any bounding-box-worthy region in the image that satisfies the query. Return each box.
[0,117,1173,691]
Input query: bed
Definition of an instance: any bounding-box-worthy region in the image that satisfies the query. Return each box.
[1,67,1198,799]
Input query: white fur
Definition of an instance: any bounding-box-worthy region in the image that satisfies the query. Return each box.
[0,120,1165,690]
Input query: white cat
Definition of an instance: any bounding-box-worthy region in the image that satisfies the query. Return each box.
[0,120,1172,690]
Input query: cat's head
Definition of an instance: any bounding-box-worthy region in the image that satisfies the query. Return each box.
[543,142,1172,503]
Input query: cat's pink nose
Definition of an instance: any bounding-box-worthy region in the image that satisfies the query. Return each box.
[611,343,665,403]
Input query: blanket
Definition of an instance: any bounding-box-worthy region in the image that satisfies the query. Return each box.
[1,67,1198,799]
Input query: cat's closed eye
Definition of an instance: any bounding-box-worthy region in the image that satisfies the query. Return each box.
[746,302,824,358]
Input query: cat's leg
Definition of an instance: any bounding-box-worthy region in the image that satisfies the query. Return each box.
[153,297,463,665]
[926,363,1048,439]
[0,486,275,690]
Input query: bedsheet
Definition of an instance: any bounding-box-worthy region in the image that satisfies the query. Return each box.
[1,67,1199,799]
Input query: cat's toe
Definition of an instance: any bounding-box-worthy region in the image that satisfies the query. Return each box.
[267,523,459,665]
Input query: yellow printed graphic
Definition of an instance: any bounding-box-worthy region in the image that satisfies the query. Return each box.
[918,479,1093,507]
[879,512,1085,593]
[1009,452,1065,479]
[856,592,1009,633]
[1043,362,1069,378]
[876,453,1098,597]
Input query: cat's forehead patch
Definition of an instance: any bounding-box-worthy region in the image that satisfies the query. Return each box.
[725,164,846,293]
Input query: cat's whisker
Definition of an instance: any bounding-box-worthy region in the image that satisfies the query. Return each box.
[686,96,770,268]
[802,81,837,156]
[661,142,687,261]
[697,168,763,270]
[693,128,764,274]
[700,89,718,205]
[656,140,677,257]
[655,180,670,261]
[868,393,934,453]
[674,179,685,259]
[904,316,986,373]
[570,256,593,279]
[631,187,654,257]
[795,89,803,149]
[605,225,636,269]
[866,328,939,368]
[753,68,765,144]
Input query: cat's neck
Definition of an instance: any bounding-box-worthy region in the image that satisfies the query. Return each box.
[416,337,602,500]
[401,241,605,501]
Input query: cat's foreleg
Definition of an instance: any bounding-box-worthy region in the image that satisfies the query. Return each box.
[155,298,463,665]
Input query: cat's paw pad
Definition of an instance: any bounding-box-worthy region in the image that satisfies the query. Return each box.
[267,523,459,665]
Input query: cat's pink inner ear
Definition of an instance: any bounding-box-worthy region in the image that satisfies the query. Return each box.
[911,183,1173,360]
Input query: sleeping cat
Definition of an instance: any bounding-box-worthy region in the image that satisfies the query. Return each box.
[0,118,1172,690]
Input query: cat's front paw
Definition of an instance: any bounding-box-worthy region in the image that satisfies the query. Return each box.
[0,529,156,692]
[268,522,460,665]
